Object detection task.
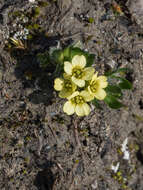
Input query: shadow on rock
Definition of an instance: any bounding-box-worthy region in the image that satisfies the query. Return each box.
[11,33,61,105]
[34,169,55,190]
[136,147,143,165]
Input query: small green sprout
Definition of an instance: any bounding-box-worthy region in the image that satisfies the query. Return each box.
[88,17,94,23]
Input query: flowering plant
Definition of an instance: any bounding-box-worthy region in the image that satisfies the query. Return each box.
[38,44,132,117]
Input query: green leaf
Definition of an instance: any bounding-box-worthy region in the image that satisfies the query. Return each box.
[105,85,122,94]
[63,47,70,57]
[51,46,95,67]
[105,85,123,99]
[119,78,132,90]
[52,49,64,63]
[70,47,84,59]
[112,76,132,89]
[92,99,102,109]
[37,52,50,68]
[86,53,95,67]
[104,94,124,109]
[105,68,129,77]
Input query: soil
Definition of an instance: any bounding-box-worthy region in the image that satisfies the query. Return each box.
[0,0,143,190]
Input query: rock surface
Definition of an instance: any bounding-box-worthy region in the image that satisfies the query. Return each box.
[0,0,143,189]
[127,0,143,28]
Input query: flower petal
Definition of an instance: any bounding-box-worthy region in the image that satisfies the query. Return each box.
[80,90,94,102]
[63,101,75,115]
[75,103,90,116]
[72,76,85,87]
[99,81,108,88]
[82,67,95,80]
[63,73,71,79]
[97,76,108,88]
[64,61,72,75]
[72,55,86,68]
[59,89,72,98]
[88,86,93,95]
[97,76,107,81]
[68,91,79,100]
[94,88,107,100]
[75,104,85,116]
[91,72,98,82]
[72,82,77,91]
[54,78,63,91]
[82,103,91,116]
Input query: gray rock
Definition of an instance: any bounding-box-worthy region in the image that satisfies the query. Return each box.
[127,0,143,28]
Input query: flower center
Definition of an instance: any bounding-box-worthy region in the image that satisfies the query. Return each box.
[71,95,85,105]
[72,68,83,79]
[64,80,72,90]
[90,81,98,93]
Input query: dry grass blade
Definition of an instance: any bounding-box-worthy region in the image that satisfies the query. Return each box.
[10,38,27,49]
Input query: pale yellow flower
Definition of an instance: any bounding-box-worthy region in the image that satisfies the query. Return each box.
[88,72,108,100]
[54,75,77,98]
[63,91,94,116]
[64,55,95,87]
